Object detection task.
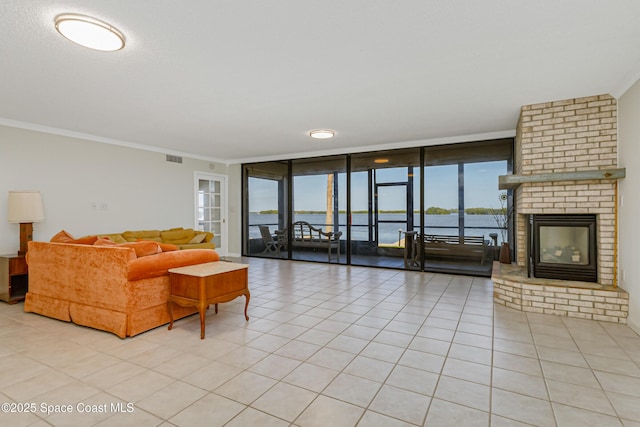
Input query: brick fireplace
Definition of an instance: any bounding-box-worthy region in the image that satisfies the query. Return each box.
[514,94,619,285]
[492,94,629,323]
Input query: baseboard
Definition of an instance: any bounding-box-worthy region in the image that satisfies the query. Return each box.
[221,252,242,260]
[627,318,640,336]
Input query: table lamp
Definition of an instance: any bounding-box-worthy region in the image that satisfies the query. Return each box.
[8,191,45,256]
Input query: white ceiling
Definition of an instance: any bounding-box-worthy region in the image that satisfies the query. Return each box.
[2,1,640,164]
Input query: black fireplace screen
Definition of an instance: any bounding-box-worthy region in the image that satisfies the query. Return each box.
[530,214,597,282]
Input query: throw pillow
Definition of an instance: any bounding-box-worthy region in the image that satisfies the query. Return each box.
[119,241,162,257]
[94,239,161,257]
[51,230,98,245]
[94,238,117,246]
[72,235,99,245]
[97,233,128,243]
[136,239,179,252]
[50,230,75,243]
[159,242,179,252]
[188,233,207,244]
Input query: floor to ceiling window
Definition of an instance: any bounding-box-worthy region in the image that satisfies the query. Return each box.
[242,138,512,277]
[419,140,512,275]
[464,160,510,245]
[243,161,288,259]
[291,156,347,264]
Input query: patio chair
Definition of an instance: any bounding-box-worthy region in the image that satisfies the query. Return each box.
[259,225,286,255]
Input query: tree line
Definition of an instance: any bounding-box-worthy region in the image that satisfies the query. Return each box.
[255,207,506,215]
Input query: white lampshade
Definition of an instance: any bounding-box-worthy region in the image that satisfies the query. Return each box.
[8,191,45,223]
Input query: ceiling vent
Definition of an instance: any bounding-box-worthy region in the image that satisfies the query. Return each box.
[166,154,182,164]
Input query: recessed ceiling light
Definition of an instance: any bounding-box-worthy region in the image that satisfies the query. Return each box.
[55,14,125,51]
[309,129,335,139]
[374,158,389,164]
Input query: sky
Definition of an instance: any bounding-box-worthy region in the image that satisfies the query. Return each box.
[249,160,507,212]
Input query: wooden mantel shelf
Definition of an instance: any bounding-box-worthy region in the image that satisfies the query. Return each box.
[498,168,626,190]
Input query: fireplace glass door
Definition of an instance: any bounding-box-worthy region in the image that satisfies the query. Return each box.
[539,225,589,265]
[531,214,597,282]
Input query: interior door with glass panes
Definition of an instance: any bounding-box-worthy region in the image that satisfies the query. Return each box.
[195,173,227,256]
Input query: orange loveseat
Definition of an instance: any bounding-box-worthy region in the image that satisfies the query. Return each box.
[24,241,220,338]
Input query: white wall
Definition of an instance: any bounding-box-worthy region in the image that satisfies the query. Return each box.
[226,163,243,256]
[0,125,228,254]
[619,79,640,333]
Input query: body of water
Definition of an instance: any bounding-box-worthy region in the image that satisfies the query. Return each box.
[250,213,505,245]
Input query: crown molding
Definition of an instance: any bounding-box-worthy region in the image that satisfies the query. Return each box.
[0,118,230,165]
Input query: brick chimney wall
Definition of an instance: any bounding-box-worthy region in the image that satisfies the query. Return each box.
[514,94,618,285]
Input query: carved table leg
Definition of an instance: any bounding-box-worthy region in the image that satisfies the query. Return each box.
[244,291,251,321]
[167,301,174,330]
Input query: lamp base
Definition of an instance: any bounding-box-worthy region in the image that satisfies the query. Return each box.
[18,222,33,256]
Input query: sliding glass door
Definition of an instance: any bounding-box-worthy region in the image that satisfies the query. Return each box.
[243,161,289,258]
[350,149,420,269]
[242,138,512,277]
[375,183,408,245]
[291,156,346,264]
[421,140,511,275]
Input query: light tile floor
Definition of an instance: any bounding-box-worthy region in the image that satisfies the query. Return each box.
[1,258,640,426]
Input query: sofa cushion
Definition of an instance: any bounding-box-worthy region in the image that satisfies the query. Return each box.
[160,229,197,244]
[127,249,220,281]
[123,230,162,242]
[50,230,98,245]
[50,230,74,242]
[75,235,99,244]
[97,233,128,243]
[188,233,207,244]
[93,237,115,245]
[123,241,162,257]
[135,239,179,252]
[158,242,179,252]
[177,242,215,250]
[94,238,162,258]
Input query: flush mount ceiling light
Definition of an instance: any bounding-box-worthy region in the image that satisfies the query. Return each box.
[374,158,389,164]
[309,129,335,139]
[55,14,125,51]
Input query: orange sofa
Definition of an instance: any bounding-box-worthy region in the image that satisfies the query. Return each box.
[24,241,220,338]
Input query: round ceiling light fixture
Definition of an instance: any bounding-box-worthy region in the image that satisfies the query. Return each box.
[55,14,125,51]
[309,129,335,139]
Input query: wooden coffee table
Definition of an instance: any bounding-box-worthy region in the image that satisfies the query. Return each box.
[167,261,249,339]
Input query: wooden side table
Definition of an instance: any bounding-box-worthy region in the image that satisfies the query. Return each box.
[0,254,28,304]
[167,261,250,339]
